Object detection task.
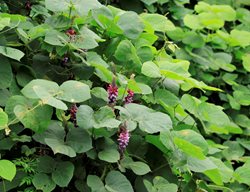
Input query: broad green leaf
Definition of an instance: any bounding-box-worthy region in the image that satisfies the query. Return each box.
[98,148,120,163]
[14,104,53,132]
[91,87,108,102]
[174,137,206,160]
[0,17,10,30]
[141,61,161,78]
[32,173,56,192]
[0,56,13,89]
[204,169,223,185]
[120,103,172,133]
[0,46,24,61]
[105,171,133,192]
[234,160,250,186]
[117,11,144,39]
[182,32,205,48]
[66,128,92,153]
[52,161,74,187]
[209,157,233,183]
[173,129,208,155]
[0,160,16,181]
[33,86,67,110]
[140,13,175,32]
[153,176,178,192]
[140,0,157,5]
[21,79,59,99]
[87,175,106,192]
[37,156,56,174]
[242,53,250,72]
[230,29,250,47]
[57,80,91,103]
[76,105,95,129]
[222,141,245,160]
[45,0,69,12]
[34,121,76,157]
[45,138,76,157]
[197,102,230,125]
[155,89,179,107]
[183,14,203,30]
[94,106,120,129]
[0,110,8,129]
[187,157,217,172]
[114,40,141,69]
[127,161,151,175]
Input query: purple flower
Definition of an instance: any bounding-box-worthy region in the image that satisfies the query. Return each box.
[124,89,134,104]
[107,84,118,104]
[118,127,130,159]
[70,104,78,127]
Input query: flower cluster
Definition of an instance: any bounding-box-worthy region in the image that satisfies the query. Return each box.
[70,104,78,127]
[66,28,77,36]
[118,126,130,159]
[124,89,134,104]
[107,84,118,104]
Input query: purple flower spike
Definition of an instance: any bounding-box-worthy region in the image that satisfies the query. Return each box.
[124,89,134,104]
[118,126,130,159]
[70,104,78,127]
[107,84,118,104]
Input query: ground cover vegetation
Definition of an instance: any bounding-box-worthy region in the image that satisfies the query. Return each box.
[0,0,250,191]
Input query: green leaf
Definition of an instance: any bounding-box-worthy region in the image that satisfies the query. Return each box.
[117,11,144,39]
[187,157,217,172]
[234,160,250,186]
[76,105,95,129]
[174,137,206,160]
[127,161,151,175]
[0,160,16,181]
[32,173,56,192]
[0,56,13,89]
[141,61,161,78]
[0,17,10,30]
[174,129,208,155]
[33,121,76,157]
[52,161,74,187]
[57,80,91,103]
[183,14,203,30]
[98,148,120,163]
[45,0,69,12]
[105,171,133,192]
[242,53,250,72]
[66,128,92,153]
[87,175,106,192]
[120,103,172,133]
[21,79,59,99]
[222,141,245,161]
[37,156,56,174]
[0,46,24,61]
[33,86,67,110]
[14,104,53,132]
[140,13,175,32]
[0,110,8,129]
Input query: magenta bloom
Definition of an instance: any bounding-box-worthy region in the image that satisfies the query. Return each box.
[70,104,78,127]
[118,127,130,158]
[124,89,134,104]
[107,84,118,104]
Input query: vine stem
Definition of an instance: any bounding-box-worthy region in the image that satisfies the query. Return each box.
[2,178,6,192]
[100,165,108,181]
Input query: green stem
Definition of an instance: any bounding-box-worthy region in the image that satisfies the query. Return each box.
[128,154,147,163]
[100,165,108,181]
[2,178,6,192]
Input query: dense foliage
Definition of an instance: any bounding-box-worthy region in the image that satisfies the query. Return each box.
[0,0,250,191]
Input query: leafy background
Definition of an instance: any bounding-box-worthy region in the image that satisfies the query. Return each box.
[0,0,250,191]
